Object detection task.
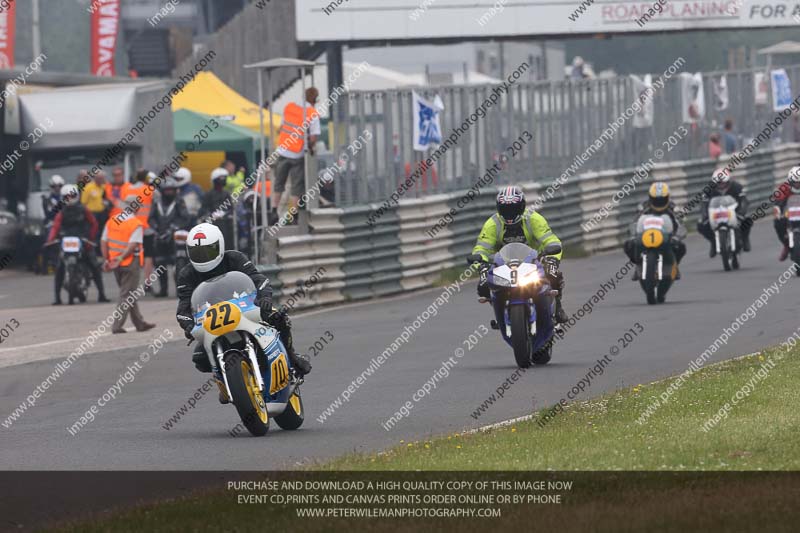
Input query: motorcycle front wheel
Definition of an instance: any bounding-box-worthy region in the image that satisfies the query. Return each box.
[225,352,270,437]
[642,254,657,305]
[718,229,731,271]
[509,304,532,368]
[791,231,800,275]
[274,388,305,430]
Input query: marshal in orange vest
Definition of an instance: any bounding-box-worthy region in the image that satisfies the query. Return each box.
[105,215,144,267]
[278,102,319,154]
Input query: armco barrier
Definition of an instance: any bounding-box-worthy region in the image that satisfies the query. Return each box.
[262,143,799,309]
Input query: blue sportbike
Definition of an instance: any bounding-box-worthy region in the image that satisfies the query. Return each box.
[469,241,562,368]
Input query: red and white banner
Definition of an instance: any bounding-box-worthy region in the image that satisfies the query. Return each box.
[90,0,120,77]
[0,1,17,69]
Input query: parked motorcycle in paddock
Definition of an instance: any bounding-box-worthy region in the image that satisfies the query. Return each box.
[636,214,678,305]
[190,271,304,436]
[783,195,800,276]
[708,195,741,271]
[468,241,562,368]
[45,236,94,305]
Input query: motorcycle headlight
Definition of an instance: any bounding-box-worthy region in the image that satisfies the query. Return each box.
[518,269,540,287]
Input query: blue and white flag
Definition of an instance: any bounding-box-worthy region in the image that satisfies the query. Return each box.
[412,91,443,151]
[771,69,792,112]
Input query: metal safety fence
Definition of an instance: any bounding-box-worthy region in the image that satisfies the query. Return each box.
[329,62,800,207]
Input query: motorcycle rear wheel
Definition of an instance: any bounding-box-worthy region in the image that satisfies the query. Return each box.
[509,304,532,368]
[225,353,269,437]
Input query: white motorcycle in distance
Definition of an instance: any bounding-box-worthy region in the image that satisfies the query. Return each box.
[708,195,741,271]
[191,271,304,436]
[783,195,800,275]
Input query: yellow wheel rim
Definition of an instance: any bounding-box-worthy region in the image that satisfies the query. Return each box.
[289,394,302,416]
[242,361,268,423]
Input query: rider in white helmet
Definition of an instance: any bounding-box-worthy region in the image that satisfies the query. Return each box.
[697,166,750,257]
[172,167,204,219]
[43,175,66,223]
[46,184,109,304]
[176,223,311,400]
[773,166,800,261]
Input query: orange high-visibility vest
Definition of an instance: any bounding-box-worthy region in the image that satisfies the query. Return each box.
[278,102,319,154]
[105,183,125,218]
[254,179,271,198]
[106,216,144,267]
[121,182,152,229]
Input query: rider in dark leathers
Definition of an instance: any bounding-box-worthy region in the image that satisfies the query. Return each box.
[149,178,191,297]
[176,223,311,403]
[697,167,751,257]
[772,166,800,261]
[47,184,109,304]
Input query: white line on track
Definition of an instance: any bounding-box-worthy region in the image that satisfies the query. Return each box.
[0,283,469,366]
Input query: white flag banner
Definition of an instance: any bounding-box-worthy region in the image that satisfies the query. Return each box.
[754,72,769,105]
[631,74,654,128]
[680,72,705,123]
[712,75,729,111]
[412,91,443,151]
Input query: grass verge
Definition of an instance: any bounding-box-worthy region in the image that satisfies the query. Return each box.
[49,345,800,532]
[327,345,800,470]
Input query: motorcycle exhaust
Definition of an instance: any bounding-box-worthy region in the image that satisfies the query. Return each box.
[266,380,302,416]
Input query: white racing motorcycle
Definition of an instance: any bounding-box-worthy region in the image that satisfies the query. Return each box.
[191,271,304,436]
[708,195,741,271]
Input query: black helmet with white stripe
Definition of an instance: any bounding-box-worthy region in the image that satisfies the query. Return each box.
[496,185,526,225]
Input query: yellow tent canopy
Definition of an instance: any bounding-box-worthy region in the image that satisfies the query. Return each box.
[171,71,282,137]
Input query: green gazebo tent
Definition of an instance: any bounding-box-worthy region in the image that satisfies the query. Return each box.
[173,109,263,174]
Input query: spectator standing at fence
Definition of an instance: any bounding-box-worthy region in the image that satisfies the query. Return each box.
[223,160,246,195]
[708,133,722,159]
[723,119,737,154]
[271,87,320,225]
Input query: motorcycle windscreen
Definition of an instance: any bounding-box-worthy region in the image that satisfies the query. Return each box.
[496,242,538,266]
[191,271,258,322]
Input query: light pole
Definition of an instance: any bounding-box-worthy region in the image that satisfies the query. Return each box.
[32,0,42,60]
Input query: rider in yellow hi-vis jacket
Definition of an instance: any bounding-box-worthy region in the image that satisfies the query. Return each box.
[472,186,567,323]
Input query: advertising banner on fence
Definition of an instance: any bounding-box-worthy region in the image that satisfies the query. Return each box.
[681,72,705,124]
[712,75,729,111]
[0,1,16,69]
[771,69,792,112]
[412,91,443,152]
[90,0,121,77]
[754,72,770,105]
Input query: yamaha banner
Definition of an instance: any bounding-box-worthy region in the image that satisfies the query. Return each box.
[90,0,121,77]
[0,0,16,69]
